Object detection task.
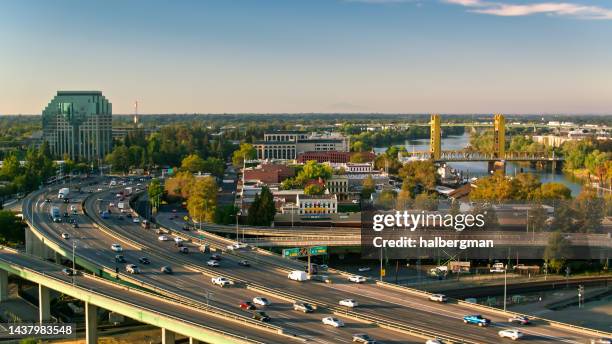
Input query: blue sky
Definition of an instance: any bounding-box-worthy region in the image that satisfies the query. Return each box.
[1,0,611,114]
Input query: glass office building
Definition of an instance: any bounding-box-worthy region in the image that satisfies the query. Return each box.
[42,91,112,161]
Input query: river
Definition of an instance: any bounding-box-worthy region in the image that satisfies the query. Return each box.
[374,132,583,196]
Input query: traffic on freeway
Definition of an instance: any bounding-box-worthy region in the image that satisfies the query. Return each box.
[25,178,425,344]
[77,178,608,344]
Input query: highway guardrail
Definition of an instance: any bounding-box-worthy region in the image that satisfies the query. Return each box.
[21,187,299,342]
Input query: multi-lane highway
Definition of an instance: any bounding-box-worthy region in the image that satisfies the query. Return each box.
[78,179,610,344]
[0,247,289,344]
[25,180,423,344]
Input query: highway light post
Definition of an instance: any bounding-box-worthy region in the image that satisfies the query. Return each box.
[503,267,507,312]
[72,239,78,285]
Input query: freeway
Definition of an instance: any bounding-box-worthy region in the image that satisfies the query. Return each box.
[27,181,422,344]
[88,185,611,343]
[0,247,286,344]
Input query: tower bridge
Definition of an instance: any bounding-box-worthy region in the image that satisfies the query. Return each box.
[403,114,563,173]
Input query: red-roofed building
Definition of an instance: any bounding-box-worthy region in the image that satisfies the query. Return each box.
[297,151,375,164]
[243,164,295,184]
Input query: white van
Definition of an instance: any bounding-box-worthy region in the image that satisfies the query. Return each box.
[288,270,308,282]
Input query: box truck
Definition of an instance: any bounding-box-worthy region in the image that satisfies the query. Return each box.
[288,270,308,282]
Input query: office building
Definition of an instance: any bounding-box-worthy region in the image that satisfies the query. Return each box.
[254,131,349,160]
[42,91,112,161]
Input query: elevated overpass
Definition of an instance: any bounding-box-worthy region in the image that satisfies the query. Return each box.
[23,180,423,344]
[0,247,282,344]
[84,184,612,343]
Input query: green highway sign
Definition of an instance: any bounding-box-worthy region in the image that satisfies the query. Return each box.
[283,246,327,258]
[310,246,327,255]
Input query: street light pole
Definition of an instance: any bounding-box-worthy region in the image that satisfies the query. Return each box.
[503,267,507,312]
[72,240,78,285]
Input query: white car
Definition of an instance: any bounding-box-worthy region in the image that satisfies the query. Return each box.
[358,267,371,272]
[428,294,448,302]
[61,233,70,240]
[174,237,183,244]
[227,242,248,250]
[211,277,233,287]
[111,244,123,252]
[207,260,220,267]
[158,235,170,241]
[132,217,140,223]
[125,264,140,274]
[426,339,444,344]
[498,329,524,340]
[253,297,271,306]
[349,275,367,283]
[339,299,358,308]
[322,317,344,328]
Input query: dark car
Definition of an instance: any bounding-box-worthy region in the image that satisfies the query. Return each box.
[62,268,76,276]
[252,311,270,322]
[239,301,256,311]
[211,253,222,261]
[72,222,79,228]
[179,247,189,254]
[161,266,173,274]
[138,257,151,265]
[182,225,190,231]
[115,255,126,263]
[238,260,250,267]
[509,315,531,325]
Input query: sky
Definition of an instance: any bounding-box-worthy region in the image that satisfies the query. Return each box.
[1,0,611,115]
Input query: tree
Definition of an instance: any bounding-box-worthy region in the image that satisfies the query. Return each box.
[544,231,571,273]
[232,143,256,167]
[164,171,195,200]
[202,157,225,177]
[214,205,239,225]
[538,183,572,201]
[511,173,542,200]
[573,188,605,233]
[187,176,218,223]
[361,176,376,199]
[296,161,333,184]
[399,161,437,197]
[246,186,276,226]
[304,184,325,196]
[181,154,206,173]
[0,210,24,244]
[469,172,513,202]
[105,145,130,173]
[0,154,22,180]
[148,178,164,211]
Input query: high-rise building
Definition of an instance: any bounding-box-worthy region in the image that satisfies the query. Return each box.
[42,91,112,161]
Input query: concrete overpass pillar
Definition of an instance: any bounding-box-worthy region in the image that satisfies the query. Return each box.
[189,338,200,344]
[38,284,51,322]
[85,302,98,344]
[0,270,8,302]
[161,328,175,344]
